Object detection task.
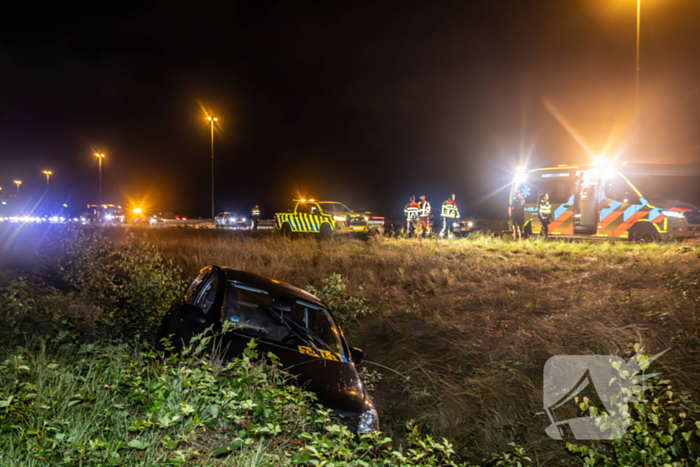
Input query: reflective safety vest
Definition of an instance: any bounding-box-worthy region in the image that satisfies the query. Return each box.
[538,200,551,217]
[419,200,431,217]
[441,200,460,219]
[404,202,421,221]
[251,208,260,217]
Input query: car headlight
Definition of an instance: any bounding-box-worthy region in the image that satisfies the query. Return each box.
[242,217,246,221]
[662,210,684,219]
[104,214,113,220]
[364,216,368,222]
[357,407,379,434]
[467,221,473,228]
[333,215,346,221]
[453,222,459,227]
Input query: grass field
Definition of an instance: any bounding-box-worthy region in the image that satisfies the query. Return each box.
[2,224,700,465]
[137,229,700,462]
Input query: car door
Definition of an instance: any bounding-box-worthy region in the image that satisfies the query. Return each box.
[163,268,223,350]
[294,203,313,232]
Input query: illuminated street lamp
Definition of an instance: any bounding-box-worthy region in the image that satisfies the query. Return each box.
[636,0,641,116]
[94,153,105,203]
[207,116,218,219]
[43,170,52,189]
[14,180,22,195]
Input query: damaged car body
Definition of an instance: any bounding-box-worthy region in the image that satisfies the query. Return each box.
[157,266,378,433]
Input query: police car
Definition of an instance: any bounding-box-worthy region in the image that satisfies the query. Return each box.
[275,200,369,238]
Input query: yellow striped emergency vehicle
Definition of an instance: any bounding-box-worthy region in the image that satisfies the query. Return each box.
[510,161,700,242]
[275,200,369,238]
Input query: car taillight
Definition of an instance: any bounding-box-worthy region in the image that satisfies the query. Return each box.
[273,215,277,223]
[382,219,385,226]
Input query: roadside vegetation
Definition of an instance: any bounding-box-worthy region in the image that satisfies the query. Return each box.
[1,224,700,465]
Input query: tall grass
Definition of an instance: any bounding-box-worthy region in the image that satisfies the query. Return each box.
[135,229,700,463]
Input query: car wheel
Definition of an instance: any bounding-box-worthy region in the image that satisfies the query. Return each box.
[320,223,332,240]
[281,223,292,237]
[628,224,660,243]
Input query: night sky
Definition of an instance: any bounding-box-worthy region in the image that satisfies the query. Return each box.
[1,0,699,219]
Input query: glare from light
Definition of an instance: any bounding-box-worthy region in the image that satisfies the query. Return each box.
[594,155,609,167]
[514,172,527,184]
[133,208,142,214]
[662,210,684,219]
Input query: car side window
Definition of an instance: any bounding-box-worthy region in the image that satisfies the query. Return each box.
[192,275,219,314]
[603,174,641,204]
[296,203,310,215]
[309,203,321,216]
[184,268,211,304]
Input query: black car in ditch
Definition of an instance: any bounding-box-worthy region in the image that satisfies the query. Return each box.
[157,266,378,433]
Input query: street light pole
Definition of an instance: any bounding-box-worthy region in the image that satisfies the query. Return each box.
[207,116,218,219]
[636,0,641,117]
[43,170,52,190]
[95,153,105,204]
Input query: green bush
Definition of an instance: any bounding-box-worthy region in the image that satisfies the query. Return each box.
[567,346,700,466]
[0,332,486,466]
[47,226,182,336]
[306,273,372,326]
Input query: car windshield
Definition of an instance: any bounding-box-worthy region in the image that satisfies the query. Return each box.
[223,281,346,358]
[318,202,351,213]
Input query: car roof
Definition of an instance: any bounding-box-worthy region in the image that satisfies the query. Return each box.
[220,267,326,308]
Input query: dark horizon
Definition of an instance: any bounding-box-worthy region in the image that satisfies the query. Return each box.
[2,0,700,219]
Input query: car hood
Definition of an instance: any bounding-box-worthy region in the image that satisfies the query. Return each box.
[286,354,371,414]
[646,199,699,211]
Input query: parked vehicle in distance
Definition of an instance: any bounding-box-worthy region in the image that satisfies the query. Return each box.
[274,200,368,238]
[157,266,379,433]
[452,219,474,237]
[215,212,249,229]
[81,204,124,224]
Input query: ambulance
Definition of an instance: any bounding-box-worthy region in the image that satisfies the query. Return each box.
[509,160,700,241]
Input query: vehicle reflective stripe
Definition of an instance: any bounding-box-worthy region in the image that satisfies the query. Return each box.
[300,214,307,231]
[599,201,622,222]
[553,194,574,220]
[623,203,644,222]
[292,217,299,231]
[313,215,319,231]
[648,207,662,223]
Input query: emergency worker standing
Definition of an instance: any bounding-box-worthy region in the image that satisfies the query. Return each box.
[251,205,260,230]
[537,193,551,240]
[512,190,525,240]
[404,196,421,236]
[418,195,431,237]
[439,194,460,238]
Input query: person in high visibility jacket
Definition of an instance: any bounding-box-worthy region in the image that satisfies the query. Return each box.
[404,196,421,236]
[537,193,551,239]
[439,194,460,238]
[418,195,431,237]
[251,205,260,230]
